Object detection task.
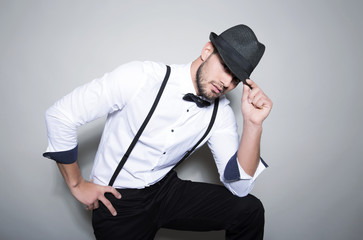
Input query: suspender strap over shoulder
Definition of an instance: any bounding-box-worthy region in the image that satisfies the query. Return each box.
[108,65,171,186]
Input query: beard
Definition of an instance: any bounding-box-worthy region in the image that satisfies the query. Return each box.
[196,61,216,102]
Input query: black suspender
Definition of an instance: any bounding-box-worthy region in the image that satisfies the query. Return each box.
[108,65,171,186]
[108,65,219,186]
[171,97,219,171]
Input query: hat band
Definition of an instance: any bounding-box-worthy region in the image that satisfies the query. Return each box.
[214,36,254,77]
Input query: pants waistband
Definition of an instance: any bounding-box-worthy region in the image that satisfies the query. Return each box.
[114,170,177,193]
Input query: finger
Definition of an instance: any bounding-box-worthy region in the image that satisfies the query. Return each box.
[105,186,122,199]
[99,195,117,216]
[93,200,99,209]
[246,79,258,89]
[242,80,251,102]
[248,88,262,105]
[85,203,94,211]
[257,96,273,110]
[243,79,252,90]
[253,97,266,109]
[251,93,265,108]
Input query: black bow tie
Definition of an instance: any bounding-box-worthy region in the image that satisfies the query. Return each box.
[183,93,211,108]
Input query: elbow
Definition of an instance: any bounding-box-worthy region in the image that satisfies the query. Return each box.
[45,106,56,123]
[224,179,255,198]
[44,108,50,120]
[233,186,253,198]
[233,190,249,198]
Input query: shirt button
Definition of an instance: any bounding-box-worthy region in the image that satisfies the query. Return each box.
[187,109,189,112]
[171,129,174,132]
[163,152,166,154]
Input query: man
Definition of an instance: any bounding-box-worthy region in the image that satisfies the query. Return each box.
[43,24,272,239]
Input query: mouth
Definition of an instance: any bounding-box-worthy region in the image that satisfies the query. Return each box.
[211,83,222,94]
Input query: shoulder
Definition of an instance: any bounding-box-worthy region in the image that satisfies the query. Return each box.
[218,95,233,114]
[109,61,167,84]
[215,95,237,127]
[97,61,168,105]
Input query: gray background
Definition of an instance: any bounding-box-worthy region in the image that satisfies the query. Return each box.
[1,0,362,239]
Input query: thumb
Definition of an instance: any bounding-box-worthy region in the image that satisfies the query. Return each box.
[242,81,250,102]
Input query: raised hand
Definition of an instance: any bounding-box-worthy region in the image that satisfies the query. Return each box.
[241,79,272,126]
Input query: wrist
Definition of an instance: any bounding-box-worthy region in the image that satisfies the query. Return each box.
[67,176,84,189]
[243,120,263,131]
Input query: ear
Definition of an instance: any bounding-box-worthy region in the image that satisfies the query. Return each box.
[200,41,214,61]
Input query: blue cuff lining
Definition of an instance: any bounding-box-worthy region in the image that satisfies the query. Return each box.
[224,151,240,181]
[224,153,269,182]
[43,145,78,164]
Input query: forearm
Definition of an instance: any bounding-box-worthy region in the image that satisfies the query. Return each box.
[237,122,262,177]
[56,161,84,189]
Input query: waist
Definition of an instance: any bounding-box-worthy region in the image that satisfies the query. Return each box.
[115,170,177,193]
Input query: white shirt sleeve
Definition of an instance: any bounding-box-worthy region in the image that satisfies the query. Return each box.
[207,99,267,197]
[44,61,147,155]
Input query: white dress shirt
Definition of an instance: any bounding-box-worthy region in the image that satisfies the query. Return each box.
[44,61,267,197]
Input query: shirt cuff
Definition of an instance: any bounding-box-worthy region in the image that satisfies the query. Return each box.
[224,151,268,182]
[43,145,78,164]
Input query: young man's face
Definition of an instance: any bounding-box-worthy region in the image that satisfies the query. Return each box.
[196,52,240,101]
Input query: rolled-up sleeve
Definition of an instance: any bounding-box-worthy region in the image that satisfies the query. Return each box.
[207,99,268,197]
[223,152,268,197]
[43,61,146,163]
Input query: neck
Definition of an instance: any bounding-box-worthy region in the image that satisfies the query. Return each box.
[190,57,203,95]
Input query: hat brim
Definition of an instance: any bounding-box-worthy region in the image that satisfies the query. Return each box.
[210,32,249,85]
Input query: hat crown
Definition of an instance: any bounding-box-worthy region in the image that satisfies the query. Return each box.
[219,24,265,68]
[209,24,265,83]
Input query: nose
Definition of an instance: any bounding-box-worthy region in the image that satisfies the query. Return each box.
[221,73,233,89]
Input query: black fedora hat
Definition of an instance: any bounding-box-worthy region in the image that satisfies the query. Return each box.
[209,24,265,86]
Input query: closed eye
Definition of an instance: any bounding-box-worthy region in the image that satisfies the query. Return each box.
[222,63,231,73]
[217,53,241,86]
[222,63,240,85]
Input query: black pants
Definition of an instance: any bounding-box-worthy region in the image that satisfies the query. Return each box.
[92,171,264,240]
